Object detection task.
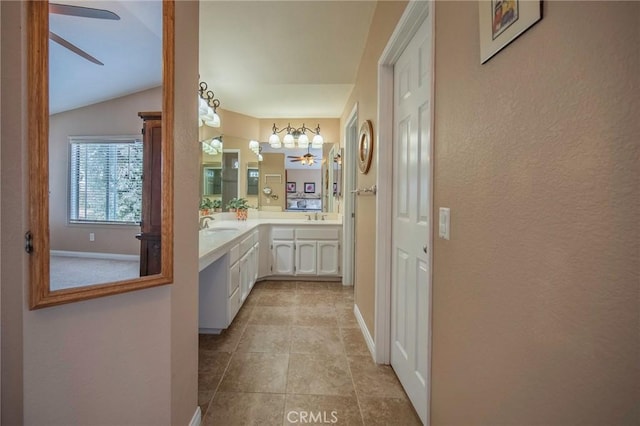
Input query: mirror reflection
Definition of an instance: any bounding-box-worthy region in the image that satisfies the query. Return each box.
[48,0,163,290]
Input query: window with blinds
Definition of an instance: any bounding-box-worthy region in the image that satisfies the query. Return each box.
[69,137,143,224]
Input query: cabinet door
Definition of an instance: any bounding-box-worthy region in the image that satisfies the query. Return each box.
[295,241,317,275]
[239,252,251,303]
[272,240,294,275]
[252,242,259,286]
[317,241,340,275]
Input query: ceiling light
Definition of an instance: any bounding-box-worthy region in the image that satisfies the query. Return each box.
[198,81,221,128]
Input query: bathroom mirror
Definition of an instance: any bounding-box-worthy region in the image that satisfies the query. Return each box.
[28,0,174,309]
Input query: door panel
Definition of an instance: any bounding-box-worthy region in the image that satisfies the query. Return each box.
[391,15,431,425]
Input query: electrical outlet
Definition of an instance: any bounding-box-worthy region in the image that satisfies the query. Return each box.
[439,208,450,240]
[89,232,95,242]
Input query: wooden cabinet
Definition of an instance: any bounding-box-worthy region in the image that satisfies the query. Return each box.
[137,112,162,276]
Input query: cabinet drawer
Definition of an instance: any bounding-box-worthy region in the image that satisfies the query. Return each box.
[240,235,253,257]
[229,244,240,265]
[272,228,294,240]
[296,228,340,240]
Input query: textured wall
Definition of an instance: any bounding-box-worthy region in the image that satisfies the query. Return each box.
[49,87,161,255]
[340,1,408,336]
[431,1,639,424]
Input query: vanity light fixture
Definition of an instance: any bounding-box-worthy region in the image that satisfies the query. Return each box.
[198,81,221,128]
[268,123,323,149]
[202,136,223,155]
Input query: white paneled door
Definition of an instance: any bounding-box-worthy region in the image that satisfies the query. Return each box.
[391,14,431,425]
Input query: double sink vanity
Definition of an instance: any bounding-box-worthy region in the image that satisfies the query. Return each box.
[198,212,343,333]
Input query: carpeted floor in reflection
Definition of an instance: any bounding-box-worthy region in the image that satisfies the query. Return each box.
[50,255,140,290]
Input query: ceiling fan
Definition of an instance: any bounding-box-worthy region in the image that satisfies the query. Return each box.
[49,3,120,66]
[288,147,317,165]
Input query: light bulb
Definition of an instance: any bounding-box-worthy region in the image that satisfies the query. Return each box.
[297,133,309,148]
[258,154,263,162]
[249,140,260,151]
[312,134,323,146]
[283,133,294,147]
[271,141,282,149]
[269,133,280,145]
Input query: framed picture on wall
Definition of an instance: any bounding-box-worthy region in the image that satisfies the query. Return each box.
[479,0,542,64]
[304,182,315,193]
[286,182,296,193]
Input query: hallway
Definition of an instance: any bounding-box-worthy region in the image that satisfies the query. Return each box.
[198,280,422,425]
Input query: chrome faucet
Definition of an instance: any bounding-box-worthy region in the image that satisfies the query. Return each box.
[199,215,214,230]
[314,212,319,221]
[305,214,312,221]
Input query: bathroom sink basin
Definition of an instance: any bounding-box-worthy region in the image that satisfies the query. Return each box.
[201,227,240,235]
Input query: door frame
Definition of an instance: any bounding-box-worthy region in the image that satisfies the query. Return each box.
[342,103,358,286]
[374,0,433,368]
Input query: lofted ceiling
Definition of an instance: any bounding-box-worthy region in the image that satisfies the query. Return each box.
[49,1,377,120]
[198,1,377,119]
[49,1,162,115]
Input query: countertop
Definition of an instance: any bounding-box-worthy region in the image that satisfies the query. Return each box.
[199,217,343,271]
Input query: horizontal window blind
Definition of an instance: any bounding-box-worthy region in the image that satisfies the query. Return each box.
[69,138,143,224]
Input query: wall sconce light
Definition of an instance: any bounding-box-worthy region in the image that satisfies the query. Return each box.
[198,81,221,128]
[201,136,223,155]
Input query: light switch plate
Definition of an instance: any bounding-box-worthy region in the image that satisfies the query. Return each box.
[439,208,450,240]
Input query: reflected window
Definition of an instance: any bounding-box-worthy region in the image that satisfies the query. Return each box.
[69,136,143,224]
[203,166,222,195]
[247,167,259,195]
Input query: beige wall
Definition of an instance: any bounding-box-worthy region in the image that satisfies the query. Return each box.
[1,2,25,422]
[340,1,408,335]
[49,87,162,255]
[431,1,639,424]
[1,1,199,423]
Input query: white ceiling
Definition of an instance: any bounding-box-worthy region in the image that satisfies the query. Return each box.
[49,1,162,114]
[49,1,376,120]
[199,1,377,118]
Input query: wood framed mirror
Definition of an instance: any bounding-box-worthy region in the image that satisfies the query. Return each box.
[28,0,174,309]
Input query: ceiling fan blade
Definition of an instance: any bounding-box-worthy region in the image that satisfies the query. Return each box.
[49,3,120,20]
[289,159,303,162]
[287,156,301,158]
[50,31,104,66]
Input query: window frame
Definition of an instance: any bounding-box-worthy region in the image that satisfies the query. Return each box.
[67,135,143,226]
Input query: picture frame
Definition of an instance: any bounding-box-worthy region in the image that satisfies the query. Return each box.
[304,182,315,193]
[479,0,542,64]
[286,182,296,193]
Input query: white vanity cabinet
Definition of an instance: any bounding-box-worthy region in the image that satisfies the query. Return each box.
[271,225,341,277]
[199,229,260,332]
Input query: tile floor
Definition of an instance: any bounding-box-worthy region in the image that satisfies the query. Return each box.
[199,280,422,425]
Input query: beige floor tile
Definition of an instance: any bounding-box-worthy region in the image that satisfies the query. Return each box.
[218,352,289,393]
[287,353,355,396]
[293,305,338,327]
[236,325,291,353]
[336,305,359,328]
[257,291,300,307]
[359,397,422,425]
[340,328,370,355]
[296,292,337,307]
[295,281,330,293]
[249,306,295,326]
[290,326,343,354]
[260,280,297,290]
[199,320,246,352]
[348,355,407,399]
[284,394,363,425]
[198,351,232,414]
[204,391,285,426]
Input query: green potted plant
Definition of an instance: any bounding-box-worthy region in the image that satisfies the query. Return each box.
[226,197,238,212]
[235,197,249,220]
[199,197,214,215]
[212,199,222,212]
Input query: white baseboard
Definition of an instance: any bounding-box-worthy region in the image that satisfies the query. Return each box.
[353,303,376,361]
[189,406,202,426]
[50,250,139,261]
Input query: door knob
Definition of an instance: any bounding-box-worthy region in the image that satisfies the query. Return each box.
[423,245,427,254]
